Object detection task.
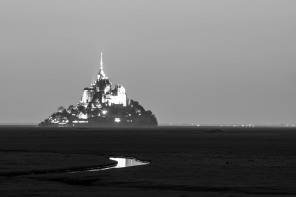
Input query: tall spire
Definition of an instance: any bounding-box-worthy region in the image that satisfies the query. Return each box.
[100,52,103,69]
[97,52,107,80]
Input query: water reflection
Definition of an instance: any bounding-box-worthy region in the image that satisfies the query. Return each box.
[111,157,148,168]
[88,157,149,172]
[4,157,149,176]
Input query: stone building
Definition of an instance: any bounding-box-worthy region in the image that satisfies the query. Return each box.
[80,53,128,108]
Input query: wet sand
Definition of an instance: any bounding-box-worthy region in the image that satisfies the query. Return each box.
[0,126,296,196]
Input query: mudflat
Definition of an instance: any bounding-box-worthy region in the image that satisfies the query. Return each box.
[0,126,296,196]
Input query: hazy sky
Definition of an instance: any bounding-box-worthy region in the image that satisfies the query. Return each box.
[0,0,296,125]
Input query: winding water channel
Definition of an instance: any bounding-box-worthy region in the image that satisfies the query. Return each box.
[70,157,149,173]
[1,157,149,177]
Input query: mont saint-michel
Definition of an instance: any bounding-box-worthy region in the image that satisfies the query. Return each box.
[40,53,157,127]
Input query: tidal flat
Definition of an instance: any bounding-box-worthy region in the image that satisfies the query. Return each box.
[0,126,296,196]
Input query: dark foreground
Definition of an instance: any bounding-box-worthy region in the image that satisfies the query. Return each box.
[0,126,296,197]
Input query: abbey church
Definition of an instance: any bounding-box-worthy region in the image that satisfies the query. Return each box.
[80,53,127,108]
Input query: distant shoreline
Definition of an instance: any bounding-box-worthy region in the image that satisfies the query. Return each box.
[0,124,296,129]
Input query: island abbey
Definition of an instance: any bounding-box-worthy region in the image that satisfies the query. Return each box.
[40,53,157,127]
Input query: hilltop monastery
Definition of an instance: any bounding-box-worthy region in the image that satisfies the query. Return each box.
[40,53,158,127]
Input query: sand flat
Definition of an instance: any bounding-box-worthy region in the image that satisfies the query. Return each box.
[0,126,296,196]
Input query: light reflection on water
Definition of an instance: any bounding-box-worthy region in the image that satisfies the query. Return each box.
[68,157,149,173]
[88,157,149,172]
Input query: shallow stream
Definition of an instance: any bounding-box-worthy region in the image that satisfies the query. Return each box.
[70,157,149,173]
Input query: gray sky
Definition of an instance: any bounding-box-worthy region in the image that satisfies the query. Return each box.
[0,0,296,125]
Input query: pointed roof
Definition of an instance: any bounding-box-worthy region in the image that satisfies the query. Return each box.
[97,52,107,80]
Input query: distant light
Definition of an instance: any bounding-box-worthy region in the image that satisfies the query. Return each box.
[115,118,121,122]
[102,110,107,115]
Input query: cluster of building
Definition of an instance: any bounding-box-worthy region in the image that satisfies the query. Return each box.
[80,53,128,109]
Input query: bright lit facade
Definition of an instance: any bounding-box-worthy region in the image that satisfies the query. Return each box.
[80,53,128,108]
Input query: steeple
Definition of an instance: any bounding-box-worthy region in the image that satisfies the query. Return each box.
[100,52,103,69]
[97,52,107,80]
